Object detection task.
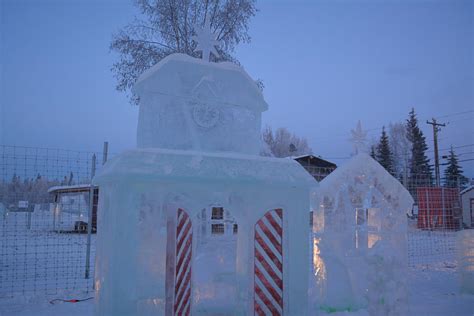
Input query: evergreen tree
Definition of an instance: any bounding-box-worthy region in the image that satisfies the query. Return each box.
[406,108,433,189]
[376,126,394,175]
[443,146,468,188]
[370,145,376,160]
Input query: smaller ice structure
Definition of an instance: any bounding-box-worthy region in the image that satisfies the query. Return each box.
[310,153,413,315]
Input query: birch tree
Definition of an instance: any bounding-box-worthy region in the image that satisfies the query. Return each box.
[262,126,312,158]
[388,122,410,180]
[111,0,258,103]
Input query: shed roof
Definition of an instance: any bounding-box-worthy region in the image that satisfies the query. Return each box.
[48,184,97,194]
[293,154,337,169]
[460,185,474,195]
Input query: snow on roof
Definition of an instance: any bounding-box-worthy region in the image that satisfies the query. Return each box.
[94,148,317,188]
[292,154,313,160]
[460,185,474,195]
[132,53,268,112]
[47,184,95,194]
[135,53,241,85]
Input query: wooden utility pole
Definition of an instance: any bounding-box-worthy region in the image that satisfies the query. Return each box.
[427,118,446,187]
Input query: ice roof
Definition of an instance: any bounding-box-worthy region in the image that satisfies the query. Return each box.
[94,148,316,188]
[133,53,268,112]
[318,153,414,208]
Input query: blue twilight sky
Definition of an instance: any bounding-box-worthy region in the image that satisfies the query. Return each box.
[1,0,473,175]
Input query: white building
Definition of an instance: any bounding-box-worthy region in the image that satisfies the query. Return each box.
[461,186,474,228]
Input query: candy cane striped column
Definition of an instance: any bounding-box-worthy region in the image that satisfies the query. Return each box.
[254,209,283,316]
[174,208,193,316]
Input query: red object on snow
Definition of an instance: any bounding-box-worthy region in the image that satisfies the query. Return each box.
[417,187,462,230]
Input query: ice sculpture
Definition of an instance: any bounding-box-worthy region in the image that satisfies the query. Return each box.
[310,153,413,315]
[134,54,266,155]
[93,53,316,315]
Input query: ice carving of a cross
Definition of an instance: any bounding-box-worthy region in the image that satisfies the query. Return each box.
[193,18,220,61]
[350,120,368,155]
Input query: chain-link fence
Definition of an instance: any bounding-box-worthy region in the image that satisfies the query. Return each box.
[0,146,471,299]
[399,172,467,269]
[302,164,469,270]
[0,145,107,298]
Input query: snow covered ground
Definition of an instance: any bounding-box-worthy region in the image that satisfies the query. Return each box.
[1,266,472,316]
[408,268,474,316]
[0,208,95,307]
[0,209,473,315]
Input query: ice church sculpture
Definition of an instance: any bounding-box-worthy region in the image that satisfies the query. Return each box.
[93,52,316,315]
[310,152,413,314]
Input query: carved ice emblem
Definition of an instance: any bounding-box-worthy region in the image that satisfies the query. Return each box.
[191,102,220,129]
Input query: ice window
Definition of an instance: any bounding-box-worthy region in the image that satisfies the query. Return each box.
[355,208,367,225]
[355,208,368,250]
[211,207,224,220]
[367,208,381,249]
[211,223,225,235]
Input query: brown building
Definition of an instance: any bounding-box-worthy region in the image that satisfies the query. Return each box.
[293,154,337,182]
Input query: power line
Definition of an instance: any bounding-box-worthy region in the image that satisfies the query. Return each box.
[458,151,474,157]
[446,117,474,124]
[438,144,474,152]
[308,108,473,144]
[435,110,474,119]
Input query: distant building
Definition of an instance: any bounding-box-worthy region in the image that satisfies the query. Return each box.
[461,186,474,228]
[293,154,337,182]
[417,187,462,230]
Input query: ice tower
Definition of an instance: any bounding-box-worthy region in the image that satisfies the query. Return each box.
[94,53,316,315]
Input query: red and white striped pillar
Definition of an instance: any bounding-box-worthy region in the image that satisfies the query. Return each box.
[254,209,284,316]
[166,208,193,316]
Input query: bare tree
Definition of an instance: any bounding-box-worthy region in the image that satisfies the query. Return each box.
[262,126,312,158]
[111,0,258,103]
[388,122,411,181]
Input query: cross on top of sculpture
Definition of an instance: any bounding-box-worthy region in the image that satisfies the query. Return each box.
[350,120,368,155]
[193,18,221,61]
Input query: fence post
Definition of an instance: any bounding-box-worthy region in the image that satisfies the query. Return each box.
[425,189,430,229]
[27,210,32,230]
[102,141,108,165]
[457,176,462,229]
[85,154,96,279]
[441,187,446,229]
